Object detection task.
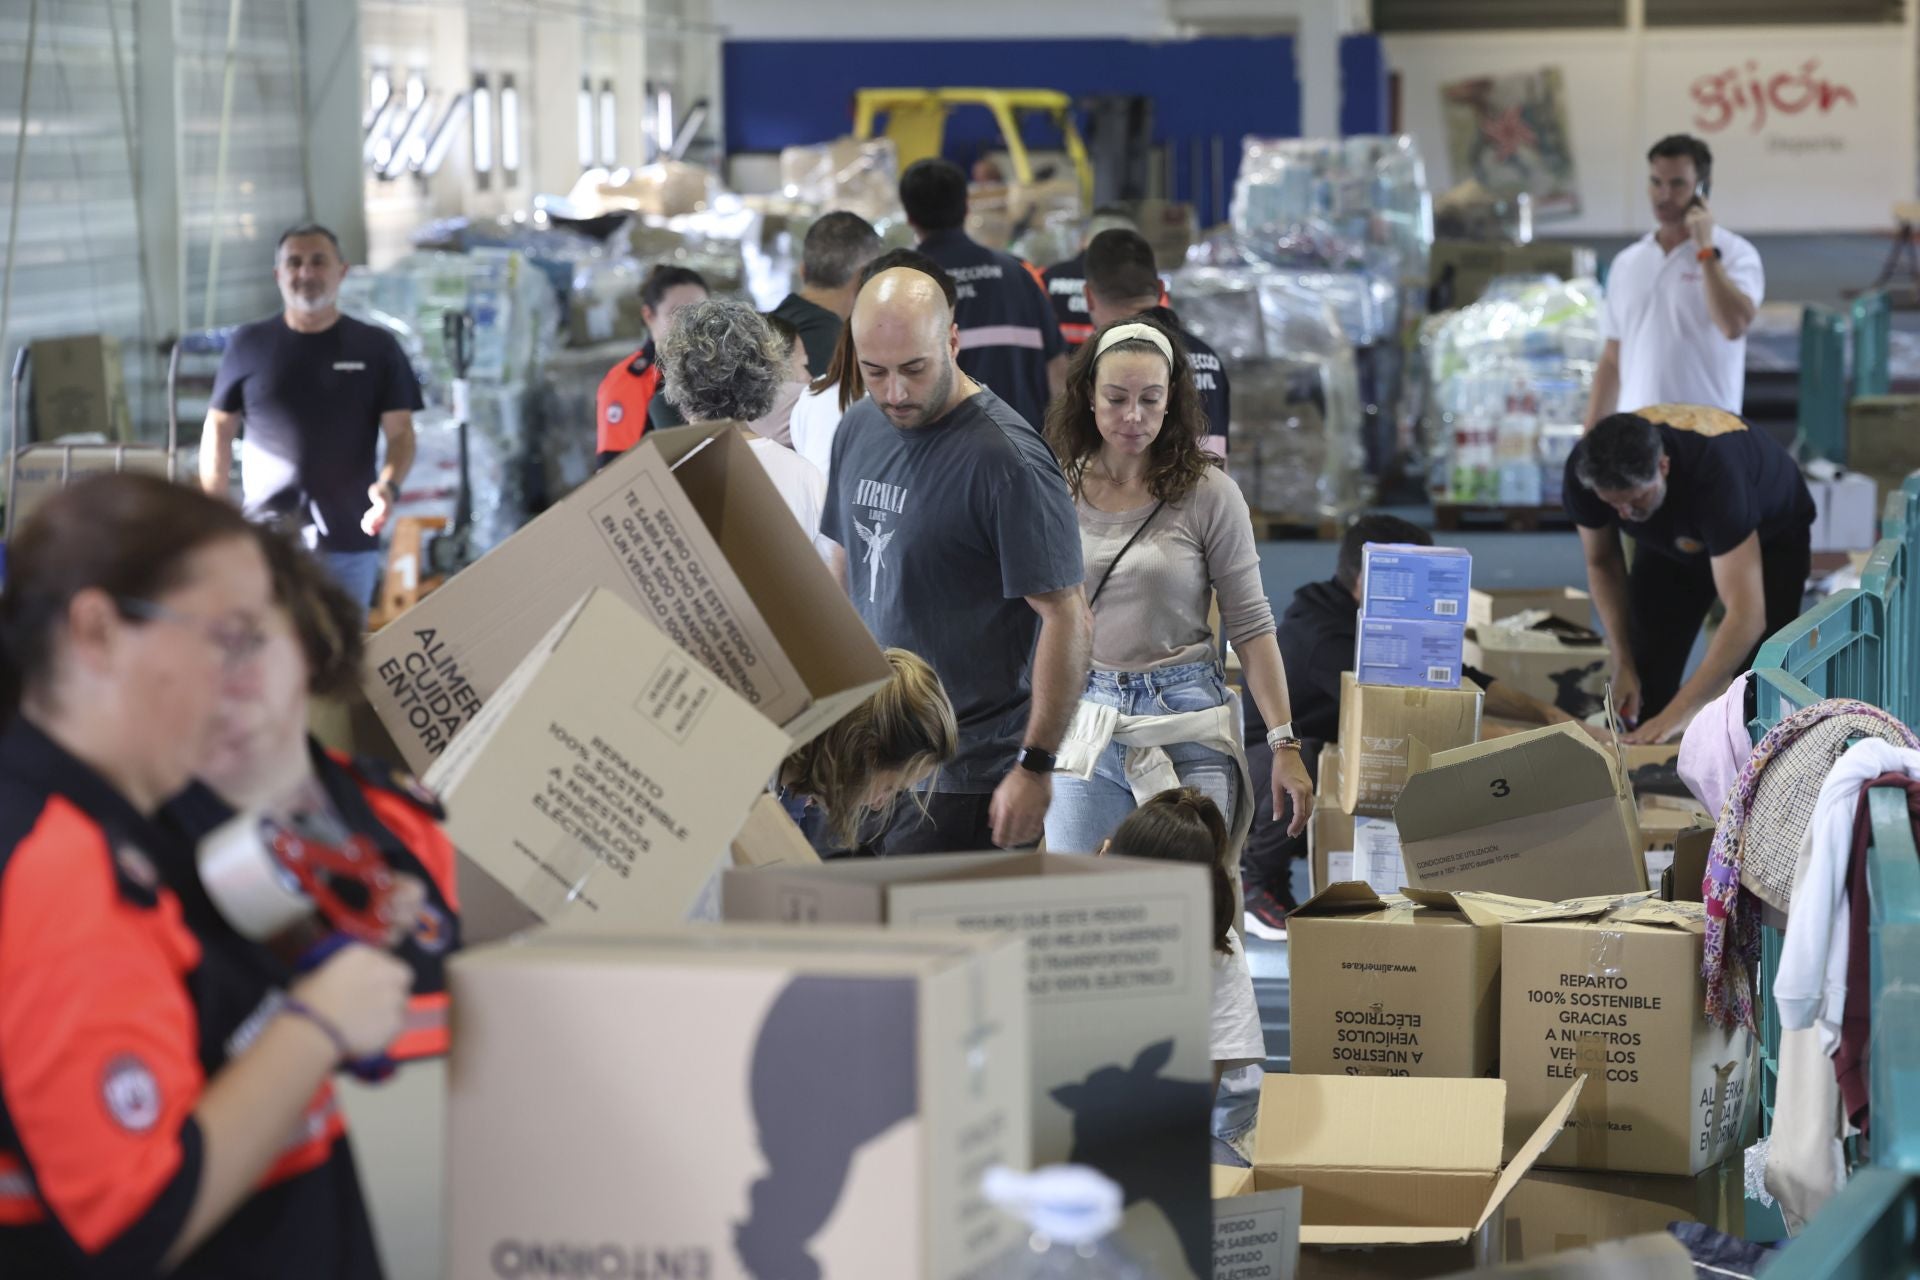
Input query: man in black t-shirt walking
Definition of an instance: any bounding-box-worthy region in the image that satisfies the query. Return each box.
[1566,405,1814,745]
[200,223,422,610]
[821,260,1090,854]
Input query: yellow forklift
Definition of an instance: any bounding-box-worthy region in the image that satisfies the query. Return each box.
[852,87,1095,208]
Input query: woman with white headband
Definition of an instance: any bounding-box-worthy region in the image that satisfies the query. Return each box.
[1040,313,1312,862]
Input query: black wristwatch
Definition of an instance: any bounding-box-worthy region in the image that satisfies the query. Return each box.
[1017,746,1057,776]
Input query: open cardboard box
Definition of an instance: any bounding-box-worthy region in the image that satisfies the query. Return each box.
[1500,896,1755,1177]
[1248,1074,1584,1279]
[1337,674,1484,818]
[1467,588,1593,631]
[362,423,890,771]
[1395,722,1647,903]
[1213,1166,1302,1280]
[1288,886,1542,1081]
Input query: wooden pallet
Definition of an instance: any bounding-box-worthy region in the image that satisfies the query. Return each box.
[1248,509,1344,541]
[1432,503,1574,533]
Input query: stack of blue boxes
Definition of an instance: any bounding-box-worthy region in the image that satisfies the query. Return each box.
[1354,543,1472,690]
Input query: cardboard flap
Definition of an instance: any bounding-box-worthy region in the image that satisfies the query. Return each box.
[1511,891,1658,926]
[1605,898,1707,933]
[1399,887,1468,913]
[1394,727,1623,843]
[1406,734,1435,780]
[1301,1225,1472,1248]
[660,425,892,731]
[1292,881,1395,917]
[1256,1075,1505,1174]
[1477,1079,1586,1230]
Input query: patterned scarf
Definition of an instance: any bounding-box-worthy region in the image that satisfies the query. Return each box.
[1703,698,1919,1032]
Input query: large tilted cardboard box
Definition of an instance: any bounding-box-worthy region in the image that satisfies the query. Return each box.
[1213,1166,1302,1280]
[1503,1163,1742,1262]
[1395,724,1647,903]
[1467,588,1592,631]
[29,334,131,441]
[1338,674,1484,818]
[1247,1074,1584,1279]
[1500,896,1756,1177]
[1288,886,1542,1081]
[724,853,1215,1280]
[446,925,1031,1280]
[363,423,891,771]
[422,590,790,943]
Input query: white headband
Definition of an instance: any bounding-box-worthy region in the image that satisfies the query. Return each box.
[1094,321,1174,364]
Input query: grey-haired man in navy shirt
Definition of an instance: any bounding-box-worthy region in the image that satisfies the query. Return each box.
[200,223,421,611]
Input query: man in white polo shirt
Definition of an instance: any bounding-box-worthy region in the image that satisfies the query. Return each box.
[1584,135,1763,427]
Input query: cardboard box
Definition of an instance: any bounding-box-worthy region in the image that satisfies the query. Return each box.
[1247,1074,1585,1279]
[1360,543,1473,623]
[1463,629,1609,722]
[1395,724,1648,903]
[1500,896,1756,1177]
[1213,1166,1302,1280]
[446,925,1030,1280]
[1503,1163,1742,1261]
[29,334,131,442]
[1808,472,1881,552]
[362,423,891,770]
[1468,588,1593,631]
[1324,817,1404,897]
[1847,394,1920,503]
[724,853,1215,1279]
[7,444,173,531]
[1288,886,1541,1081]
[422,590,791,941]
[1309,747,1356,895]
[1130,199,1201,271]
[730,794,821,869]
[1338,674,1485,818]
[1438,1233,1693,1280]
[1357,617,1467,690]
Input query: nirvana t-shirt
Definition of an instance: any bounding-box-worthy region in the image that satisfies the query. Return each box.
[1564,404,1814,563]
[823,388,1083,792]
[212,314,423,552]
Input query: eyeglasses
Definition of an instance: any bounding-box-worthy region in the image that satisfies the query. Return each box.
[116,598,268,670]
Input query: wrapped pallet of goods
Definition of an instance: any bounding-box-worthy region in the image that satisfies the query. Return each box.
[1227,134,1435,474]
[1421,278,1602,510]
[1169,265,1370,528]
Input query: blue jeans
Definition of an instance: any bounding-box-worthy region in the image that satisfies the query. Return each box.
[1043,661,1238,855]
[321,550,384,615]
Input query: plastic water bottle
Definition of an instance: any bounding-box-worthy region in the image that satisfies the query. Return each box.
[980,1165,1156,1279]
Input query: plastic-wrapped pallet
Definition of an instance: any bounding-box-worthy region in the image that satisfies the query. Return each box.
[1230,135,1433,281]
[1171,265,1369,524]
[1421,277,1602,506]
[532,342,630,507]
[778,136,902,225]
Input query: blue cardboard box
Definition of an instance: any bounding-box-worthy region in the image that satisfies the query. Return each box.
[1360,544,1473,623]
[1356,617,1467,690]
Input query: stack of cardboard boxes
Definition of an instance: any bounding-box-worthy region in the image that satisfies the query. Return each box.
[1314,544,1486,896]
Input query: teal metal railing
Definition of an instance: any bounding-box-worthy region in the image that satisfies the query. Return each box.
[1799,304,1850,463]
[1852,290,1893,402]
[1748,476,1920,1274]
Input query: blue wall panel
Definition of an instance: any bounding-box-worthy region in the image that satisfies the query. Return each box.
[1339,34,1389,136]
[721,37,1301,228]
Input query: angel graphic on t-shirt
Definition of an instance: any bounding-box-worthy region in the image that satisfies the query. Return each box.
[854,520,895,603]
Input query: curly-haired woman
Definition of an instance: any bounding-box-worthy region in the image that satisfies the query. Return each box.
[1041,313,1313,859]
[658,296,834,565]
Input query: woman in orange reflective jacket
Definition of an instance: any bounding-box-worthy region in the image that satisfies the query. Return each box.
[161,522,461,1064]
[0,474,410,1278]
